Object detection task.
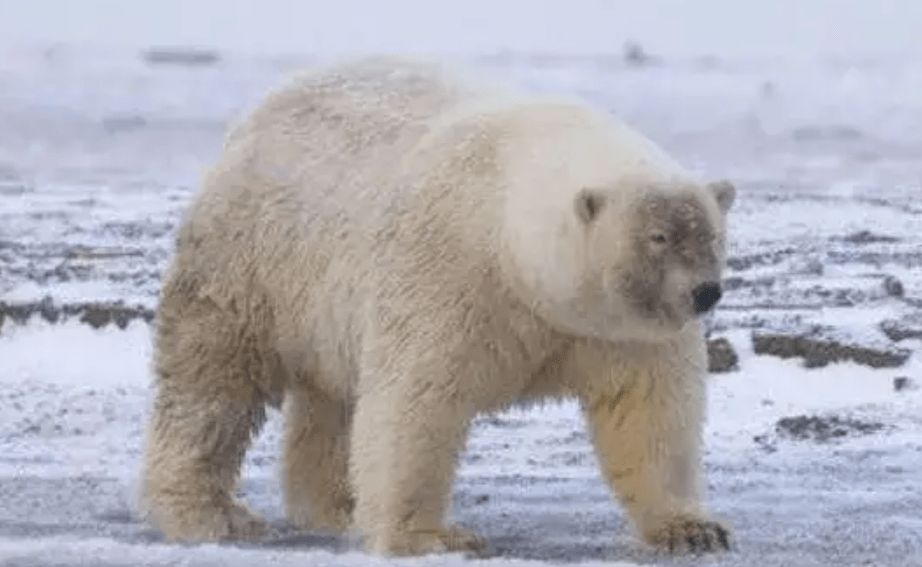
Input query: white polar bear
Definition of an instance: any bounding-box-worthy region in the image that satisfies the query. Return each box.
[140,55,736,557]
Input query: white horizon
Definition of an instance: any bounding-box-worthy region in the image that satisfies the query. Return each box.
[0,0,920,59]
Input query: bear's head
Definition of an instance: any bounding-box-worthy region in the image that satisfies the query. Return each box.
[489,98,737,342]
[569,179,735,341]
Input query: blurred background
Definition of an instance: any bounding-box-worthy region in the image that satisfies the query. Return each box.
[4,0,922,58]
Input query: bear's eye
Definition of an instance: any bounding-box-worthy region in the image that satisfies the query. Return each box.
[650,233,668,245]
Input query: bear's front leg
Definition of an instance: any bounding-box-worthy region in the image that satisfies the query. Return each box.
[349,341,487,557]
[579,340,730,555]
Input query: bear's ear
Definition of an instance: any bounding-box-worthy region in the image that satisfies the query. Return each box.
[574,188,606,224]
[708,179,736,215]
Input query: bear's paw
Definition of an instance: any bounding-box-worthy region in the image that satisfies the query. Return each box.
[367,524,488,557]
[648,514,731,554]
[162,501,269,543]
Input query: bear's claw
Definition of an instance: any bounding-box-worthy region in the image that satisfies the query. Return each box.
[651,516,731,554]
[218,503,270,542]
[156,501,269,544]
[368,524,488,557]
[442,525,489,555]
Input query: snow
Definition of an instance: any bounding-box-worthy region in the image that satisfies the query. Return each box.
[708,330,922,449]
[2,0,922,565]
[0,537,646,567]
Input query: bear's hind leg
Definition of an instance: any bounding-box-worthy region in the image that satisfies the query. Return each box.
[142,383,269,542]
[141,312,272,543]
[282,386,354,532]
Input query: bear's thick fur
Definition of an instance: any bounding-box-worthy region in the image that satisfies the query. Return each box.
[140,55,736,557]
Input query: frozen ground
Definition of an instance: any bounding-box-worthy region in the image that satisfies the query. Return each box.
[2,3,922,565]
[1,322,919,567]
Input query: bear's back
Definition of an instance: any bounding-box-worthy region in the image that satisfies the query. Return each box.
[203,56,501,234]
[176,55,503,299]
[170,57,509,389]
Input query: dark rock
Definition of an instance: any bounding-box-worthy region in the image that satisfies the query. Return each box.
[879,312,922,342]
[0,302,36,324]
[893,377,918,392]
[726,247,797,272]
[78,303,157,330]
[791,258,824,276]
[752,325,911,369]
[882,275,904,298]
[37,295,60,323]
[840,230,900,244]
[112,309,133,329]
[720,275,776,292]
[101,114,148,133]
[775,414,885,443]
[0,299,155,331]
[826,249,922,269]
[141,46,221,67]
[722,276,745,292]
[623,41,653,66]
[752,434,777,453]
[707,337,739,373]
[791,126,864,142]
[0,181,32,196]
[79,305,113,329]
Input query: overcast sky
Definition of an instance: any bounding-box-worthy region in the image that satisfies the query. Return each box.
[0,0,920,58]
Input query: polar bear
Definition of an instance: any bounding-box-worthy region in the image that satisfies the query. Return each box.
[140,55,736,557]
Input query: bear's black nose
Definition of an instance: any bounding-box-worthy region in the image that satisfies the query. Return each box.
[692,282,722,314]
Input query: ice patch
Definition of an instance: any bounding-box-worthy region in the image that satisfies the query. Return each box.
[0,536,644,567]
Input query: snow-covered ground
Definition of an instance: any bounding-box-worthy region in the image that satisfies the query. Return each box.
[2,321,921,567]
[2,2,922,565]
